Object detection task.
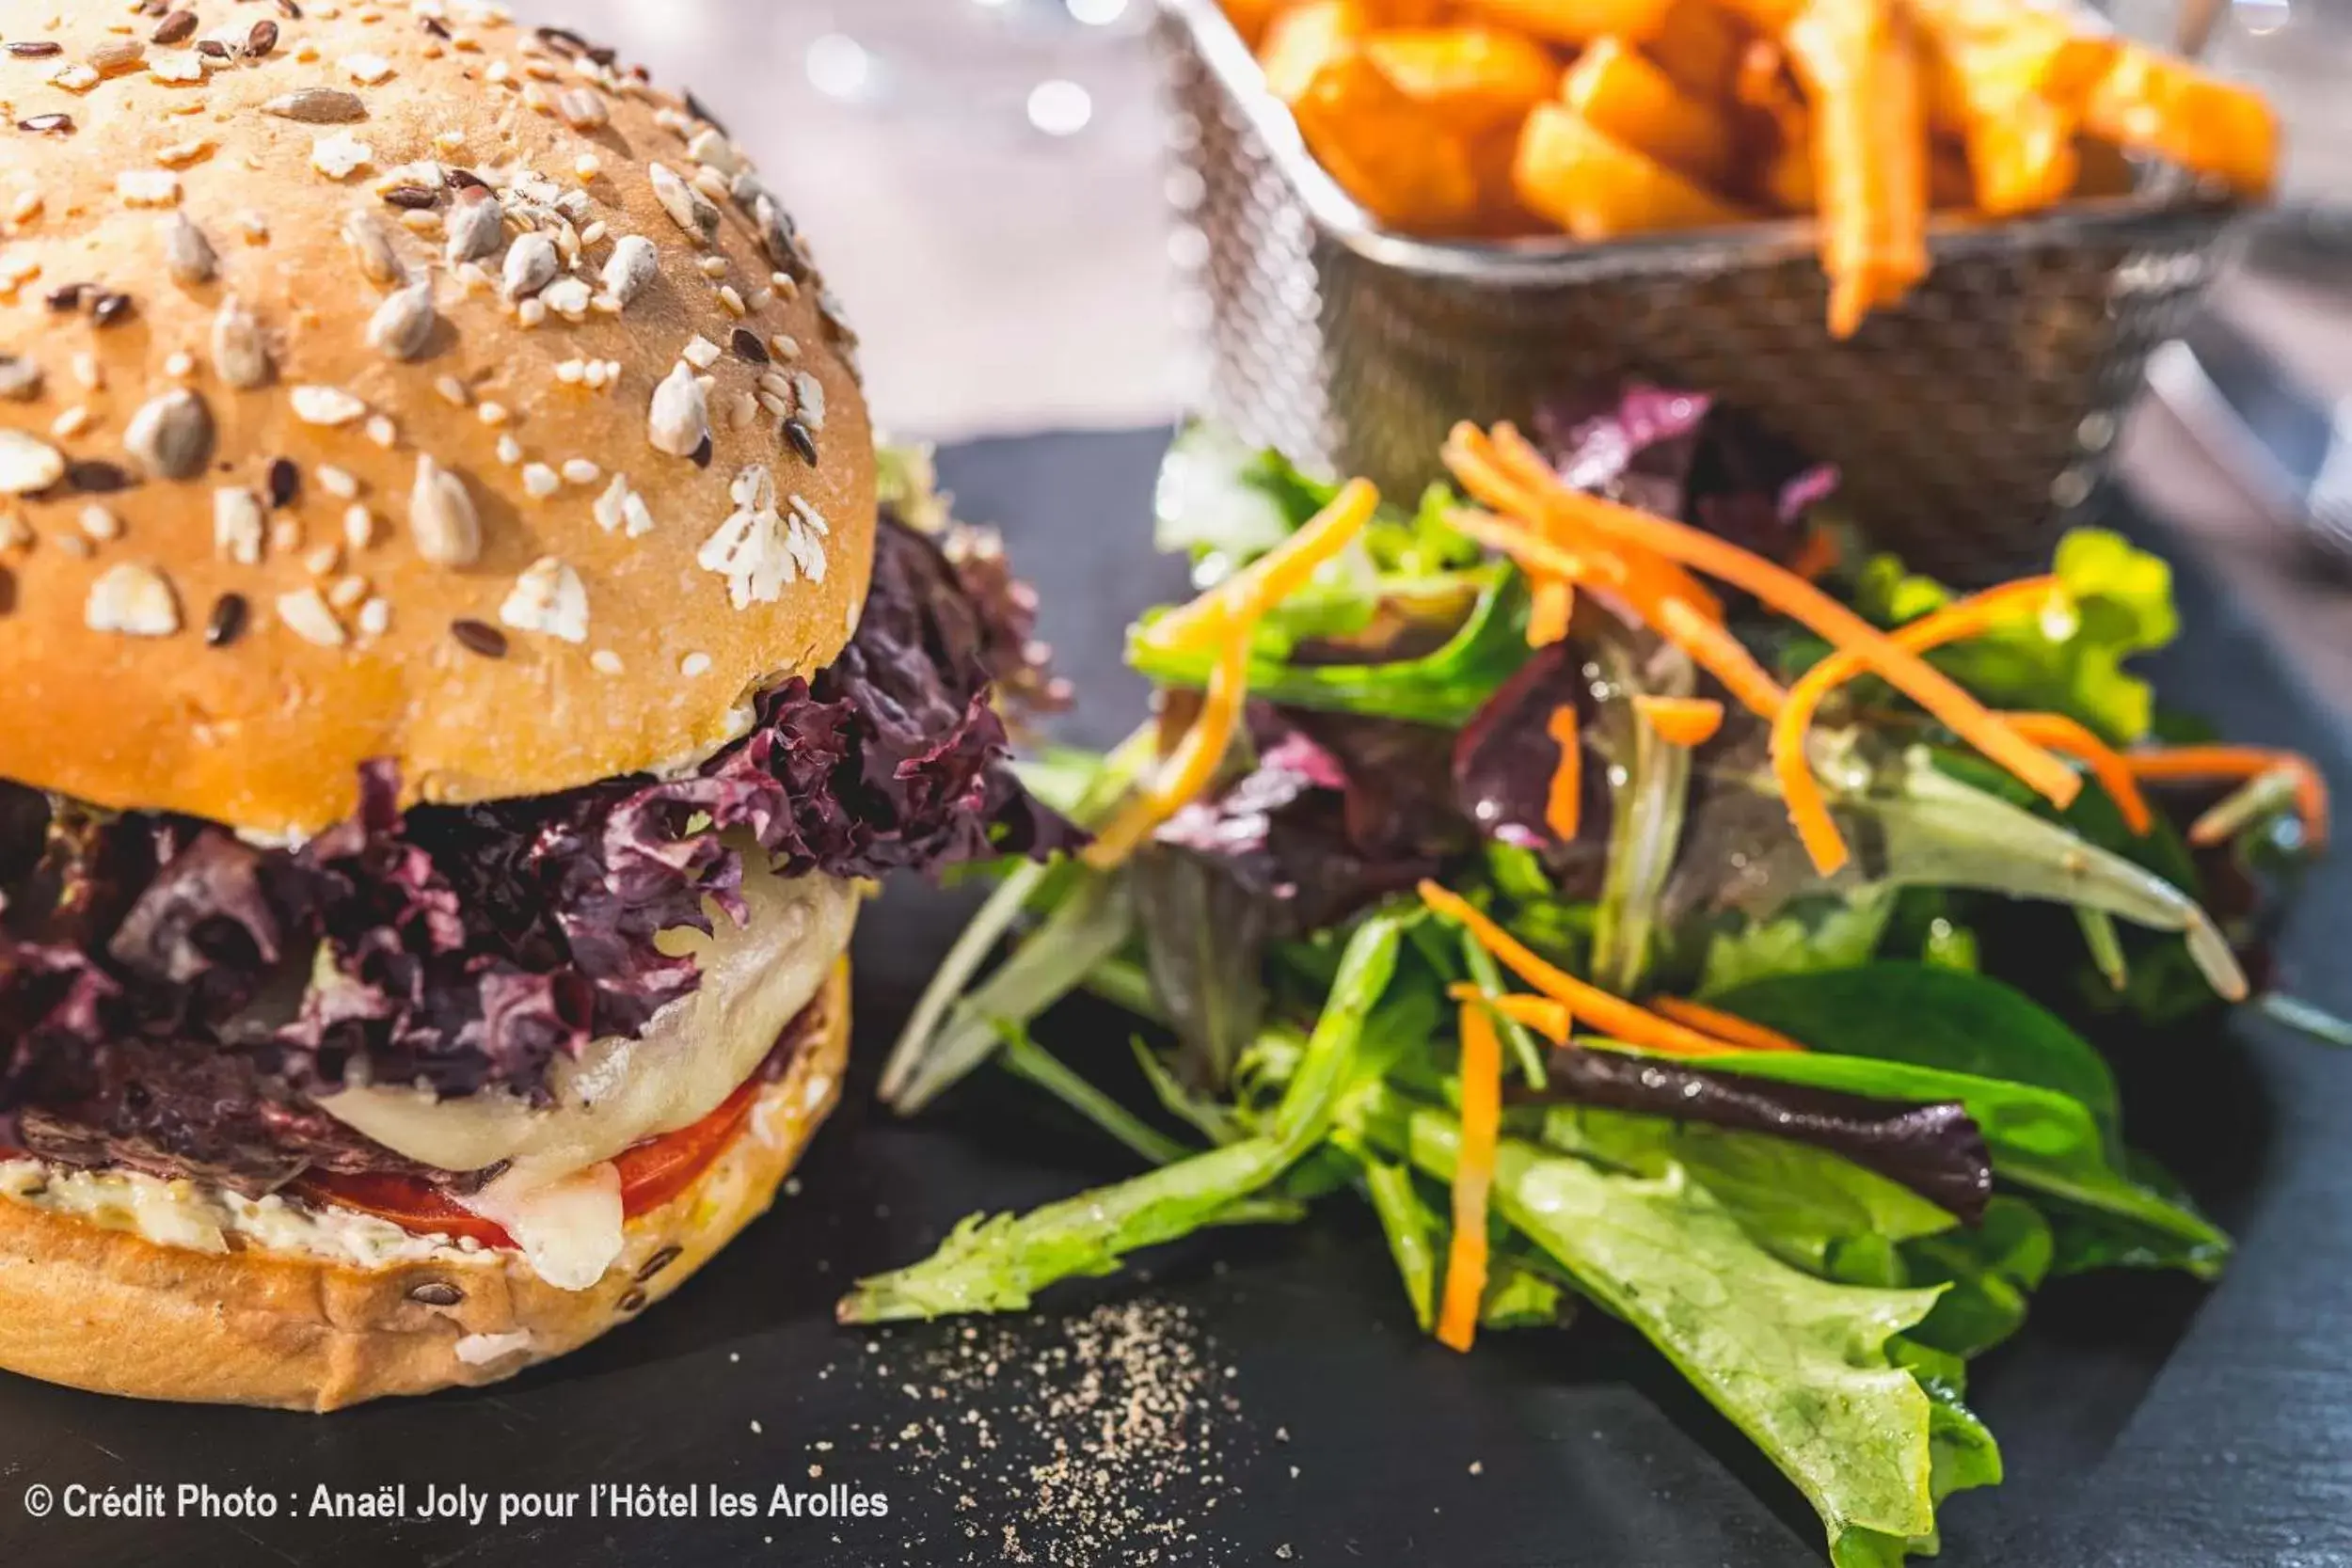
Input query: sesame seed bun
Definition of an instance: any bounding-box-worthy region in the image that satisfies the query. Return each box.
[0,959,849,1413]
[0,1,874,836]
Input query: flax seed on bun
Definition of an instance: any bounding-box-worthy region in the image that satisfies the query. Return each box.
[0,0,873,837]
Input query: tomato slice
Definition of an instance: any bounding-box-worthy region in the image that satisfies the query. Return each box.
[297,1072,767,1247]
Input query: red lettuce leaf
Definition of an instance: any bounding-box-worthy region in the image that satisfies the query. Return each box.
[0,516,1077,1184]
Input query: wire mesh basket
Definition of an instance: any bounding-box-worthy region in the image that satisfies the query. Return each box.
[1152,0,2249,581]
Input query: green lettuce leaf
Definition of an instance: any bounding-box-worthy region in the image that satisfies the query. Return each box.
[1849,528,2178,744]
[1711,963,2124,1149]
[1129,565,1533,728]
[1901,1196,2055,1357]
[1590,1037,2226,1278]
[840,912,1410,1323]
[1357,1087,1981,1566]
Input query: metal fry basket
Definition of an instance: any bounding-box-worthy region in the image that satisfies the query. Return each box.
[1152,0,2248,580]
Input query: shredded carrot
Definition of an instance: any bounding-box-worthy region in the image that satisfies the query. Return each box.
[1772,576,2063,876]
[2124,745,2329,850]
[1654,598,1789,721]
[1528,577,1575,647]
[2002,711,2154,835]
[1545,705,1583,842]
[1419,882,1740,1056]
[1479,426,1726,626]
[1449,984,1575,1045]
[1437,997,1503,1354]
[1138,478,1380,655]
[1788,526,1841,584]
[1450,423,2080,812]
[1089,482,1381,869]
[1451,506,1626,591]
[1650,996,1809,1053]
[1632,694,1727,749]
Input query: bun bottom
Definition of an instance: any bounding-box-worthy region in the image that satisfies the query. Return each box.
[0,962,850,1413]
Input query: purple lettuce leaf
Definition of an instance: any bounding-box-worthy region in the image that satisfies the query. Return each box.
[1535,383,1838,568]
[0,516,1079,1183]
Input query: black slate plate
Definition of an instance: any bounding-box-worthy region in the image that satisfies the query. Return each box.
[3,430,2348,1568]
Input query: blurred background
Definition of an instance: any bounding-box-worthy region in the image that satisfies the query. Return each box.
[548,0,2352,685]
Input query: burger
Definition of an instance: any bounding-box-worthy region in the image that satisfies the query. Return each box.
[0,2,1073,1409]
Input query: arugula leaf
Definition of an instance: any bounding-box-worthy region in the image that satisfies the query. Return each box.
[1849,529,2178,744]
[1711,963,2124,1149]
[1130,566,1534,728]
[1131,848,1269,1094]
[1356,1087,1969,1566]
[1902,1196,2055,1357]
[840,914,1411,1323]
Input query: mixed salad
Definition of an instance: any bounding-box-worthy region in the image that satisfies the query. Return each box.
[844,389,2327,1565]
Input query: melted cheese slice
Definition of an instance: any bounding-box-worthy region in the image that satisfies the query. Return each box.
[458,1161,625,1292]
[315,856,855,1196]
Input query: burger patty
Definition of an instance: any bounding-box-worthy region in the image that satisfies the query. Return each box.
[0,514,1077,1190]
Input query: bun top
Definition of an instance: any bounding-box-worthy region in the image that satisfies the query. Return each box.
[0,0,875,835]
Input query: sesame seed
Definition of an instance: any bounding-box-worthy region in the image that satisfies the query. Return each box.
[50,406,91,440]
[365,416,398,449]
[204,592,248,647]
[496,435,524,466]
[542,277,591,321]
[317,465,360,500]
[53,534,92,560]
[561,458,600,485]
[358,597,391,638]
[555,359,585,386]
[590,648,623,675]
[78,505,121,542]
[305,543,342,577]
[72,353,103,392]
[434,376,470,407]
[680,651,711,678]
[450,617,507,658]
[277,585,346,647]
[521,462,560,499]
[343,505,375,548]
[771,334,801,360]
[477,401,510,426]
[328,574,370,611]
[696,255,728,280]
[717,285,747,318]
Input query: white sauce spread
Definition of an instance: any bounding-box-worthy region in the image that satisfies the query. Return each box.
[314,858,853,1190]
[0,1159,486,1269]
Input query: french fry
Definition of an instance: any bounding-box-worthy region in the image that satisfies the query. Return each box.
[1710,0,1801,33]
[1911,0,2115,215]
[1929,138,1976,211]
[1261,0,1370,102]
[1514,103,1756,238]
[1466,121,1550,234]
[1293,48,1486,230]
[1359,0,1454,21]
[1366,25,1565,135]
[1760,113,1817,211]
[1645,0,1751,100]
[2072,135,2136,198]
[2084,43,2278,198]
[1452,0,1682,46]
[1562,38,1740,187]
[1784,0,1931,337]
[1219,0,1291,48]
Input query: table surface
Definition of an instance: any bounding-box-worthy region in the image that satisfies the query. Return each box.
[0,429,2347,1568]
